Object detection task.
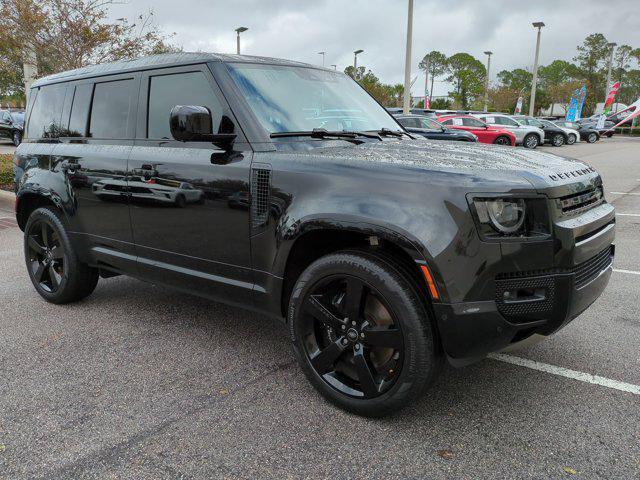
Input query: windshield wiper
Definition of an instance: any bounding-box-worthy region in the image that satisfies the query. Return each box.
[370,128,415,139]
[270,128,382,142]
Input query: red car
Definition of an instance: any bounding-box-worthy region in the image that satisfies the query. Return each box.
[437,115,515,146]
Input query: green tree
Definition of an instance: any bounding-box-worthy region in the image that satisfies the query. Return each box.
[573,33,611,115]
[418,50,447,100]
[497,68,532,92]
[445,53,485,109]
[614,45,634,82]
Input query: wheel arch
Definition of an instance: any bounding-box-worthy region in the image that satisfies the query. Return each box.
[16,190,66,231]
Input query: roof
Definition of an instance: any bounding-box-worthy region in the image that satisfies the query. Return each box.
[32,52,321,88]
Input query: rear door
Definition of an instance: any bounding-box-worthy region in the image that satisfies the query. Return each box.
[128,64,254,305]
[51,73,140,272]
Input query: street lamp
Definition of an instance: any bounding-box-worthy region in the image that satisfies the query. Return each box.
[330,64,337,70]
[483,51,492,112]
[529,21,545,116]
[235,27,248,55]
[402,0,414,114]
[605,42,617,99]
[353,49,364,80]
[318,51,326,67]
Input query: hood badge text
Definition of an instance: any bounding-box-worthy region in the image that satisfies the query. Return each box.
[549,166,595,181]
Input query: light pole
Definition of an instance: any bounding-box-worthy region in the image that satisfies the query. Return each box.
[318,51,326,67]
[353,49,364,79]
[402,0,414,114]
[605,42,617,98]
[529,21,544,116]
[330,64,337,70]
[483,51,492,112]
[235,27,248,55]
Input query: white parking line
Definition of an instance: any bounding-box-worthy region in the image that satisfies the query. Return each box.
[489,353,640,395]
[617,213,640,217]
[610,192,640,196]
[613,268,640,275]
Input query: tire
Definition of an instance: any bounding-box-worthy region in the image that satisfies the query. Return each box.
[567,134,577,145]
[175,194,186,208]
[12,130,22,146]
[523,133,539,149]
[24,207,99,304]
[551,133,565,147]
[605,131,614,138]
[288,250,440,417]
[493,136,511,146]
[587,133,598,143]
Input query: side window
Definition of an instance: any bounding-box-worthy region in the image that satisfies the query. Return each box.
[89,79,134,139]
[67,83,93,137]
[147,71,225,139]
[1,112,10,122]
[484,116,495,124]
[502,117,520,127]
[27,85,67,139]
[451,118,464,126]
[440,119,453,126]
[462,117,484,127]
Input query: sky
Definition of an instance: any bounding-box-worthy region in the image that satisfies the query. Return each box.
[108,0,640,97]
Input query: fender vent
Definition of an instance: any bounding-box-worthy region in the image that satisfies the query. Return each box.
[251,166,271,232]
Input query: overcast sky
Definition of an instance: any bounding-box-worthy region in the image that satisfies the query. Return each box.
[108,0,639,97]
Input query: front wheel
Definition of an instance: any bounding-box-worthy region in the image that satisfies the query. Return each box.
[567,134,577,145]
[24,207,99,304]
[12,130,22,146]
[288,251,440,417]
[523,133,539,149]
[493,135,511,146]
[551,133,565,147]
[587,133,598,143]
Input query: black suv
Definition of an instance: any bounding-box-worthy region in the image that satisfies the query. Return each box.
[13,53,615,417]
[0,109,25,146]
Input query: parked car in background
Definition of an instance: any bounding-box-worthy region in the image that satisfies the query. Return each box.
[513,115,568,147]
[473,113,544,149]
[0,109,25,146]
[537,118,580,144]
[437,114,515,145]
[579,117,615,137]
[395,114,477,142]
[13,52,615,417]
[386,107,436,117]
[555,120,600,143]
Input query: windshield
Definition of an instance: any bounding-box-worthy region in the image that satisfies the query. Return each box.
[226,63,400,134]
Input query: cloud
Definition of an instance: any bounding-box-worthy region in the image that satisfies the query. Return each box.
[109,0,640,97]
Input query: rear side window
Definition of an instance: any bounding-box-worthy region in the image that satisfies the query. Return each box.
[147,71,224,139]
[27,85,67,139]
[68,83,93,137]
[89,79,134,139]
[440,119,453,126]
[462,117,485,127]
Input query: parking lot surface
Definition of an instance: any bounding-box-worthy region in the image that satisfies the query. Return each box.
[1,137,639,479]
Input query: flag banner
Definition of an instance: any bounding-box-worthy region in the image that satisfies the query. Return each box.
[576,86,587,121]
[603,82,620,115]
[606,97,640,131]
[514,96,523,114]
[566,88,581,122]
[425,97,430,109]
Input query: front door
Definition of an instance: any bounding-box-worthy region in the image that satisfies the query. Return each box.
[128,64,253,306]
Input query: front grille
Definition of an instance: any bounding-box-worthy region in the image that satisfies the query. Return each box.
[558,187,603,214]
[573,246,614,289]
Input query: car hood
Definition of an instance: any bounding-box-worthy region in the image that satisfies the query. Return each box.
[295,138,599,195]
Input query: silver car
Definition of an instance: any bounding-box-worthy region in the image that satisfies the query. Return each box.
[473,113,544,149]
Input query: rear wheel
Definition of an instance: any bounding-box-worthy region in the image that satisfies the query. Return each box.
[567,134,577,145]
[493,136,511,146]
[587,132,598,143]
[523,133,539,149]
[551,133,565,147]
[605,131,614,138]
[24,207,99,304]
[288,251,440,417]
[175,194,187,208]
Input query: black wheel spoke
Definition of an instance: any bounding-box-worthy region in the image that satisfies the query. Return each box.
[362,326,403,349]
[34,262,46,282]
[311,338,347,375]
[48,266,60,289]
[353,349,379,398]
[41,223,49,247]
[305,295,345,330]
[28,236,45,255]
[345,277,365,321]
[50,245,63,260]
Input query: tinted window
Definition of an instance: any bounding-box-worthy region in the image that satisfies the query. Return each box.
[496,116,519,127]
[419,117,441,129]
[148,71,224,139]
[398,117,420,128]
[440,119,453,125]
[68,83,93,137]
[89,79,134,139]
[462,117,485,127]
[27,85,67,139]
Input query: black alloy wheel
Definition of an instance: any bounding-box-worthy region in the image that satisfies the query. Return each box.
[567,134,577,145]
[587,132,598,143]
[523,133,539,149]
[551,133,565,147]
[26,219,65,293]
[493,136,511,146]
[289,251,440,417]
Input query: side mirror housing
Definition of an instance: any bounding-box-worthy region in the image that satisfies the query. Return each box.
[170,105,237,149]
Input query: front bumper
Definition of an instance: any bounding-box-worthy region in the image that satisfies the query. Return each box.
[433,201,615,366]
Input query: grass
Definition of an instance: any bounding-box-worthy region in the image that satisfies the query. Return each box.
[0,154,14,187]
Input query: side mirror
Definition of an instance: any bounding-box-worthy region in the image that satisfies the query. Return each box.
[170,105,236,149]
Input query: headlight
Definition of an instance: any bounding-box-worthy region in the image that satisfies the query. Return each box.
[471,196,550,239]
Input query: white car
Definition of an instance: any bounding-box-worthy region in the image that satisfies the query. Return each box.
[92,178,204,207]
[538,118,580,145]
[473,113,544,149]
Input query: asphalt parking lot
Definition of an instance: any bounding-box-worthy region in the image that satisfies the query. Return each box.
[1,137,639,479]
